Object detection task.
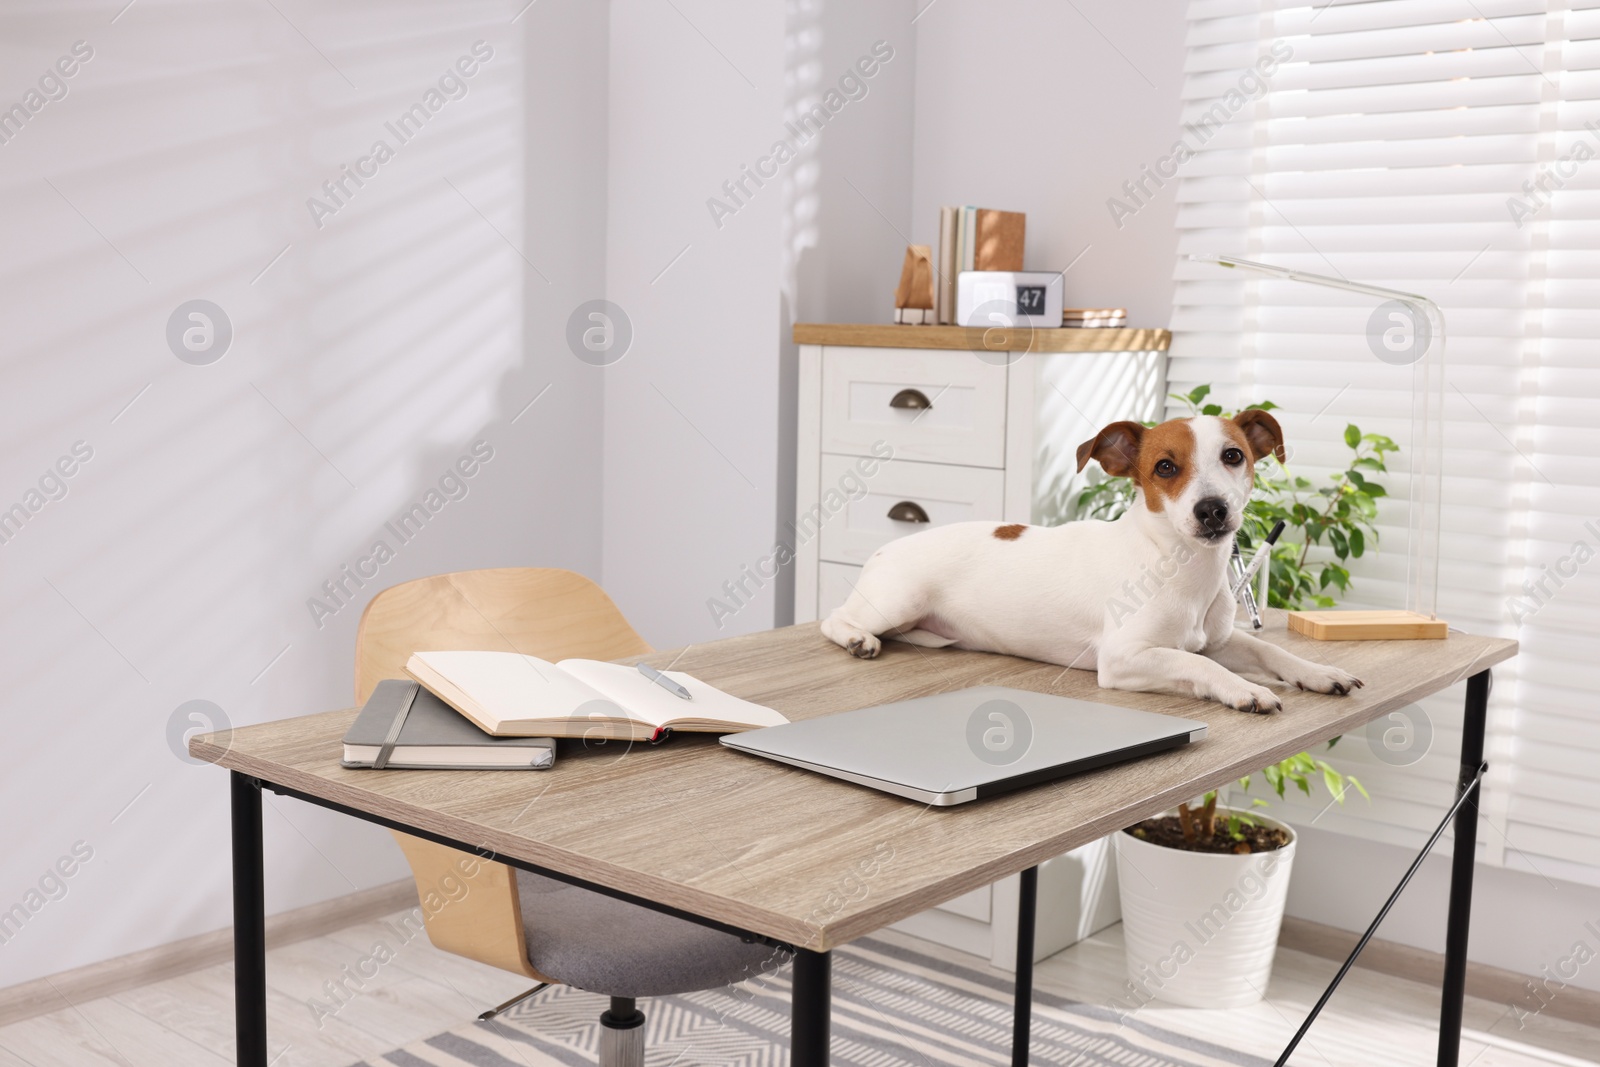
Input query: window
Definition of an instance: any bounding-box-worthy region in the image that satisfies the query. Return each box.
[1173,0,1600,884]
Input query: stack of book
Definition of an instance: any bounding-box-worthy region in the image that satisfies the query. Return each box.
[935,205,1026,325]
[341,652,785,770]
[1062,307,1127,329]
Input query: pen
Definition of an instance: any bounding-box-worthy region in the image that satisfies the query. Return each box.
[1231,519,1286,598]
[1231,537,1263,630]
[637,662,692,701]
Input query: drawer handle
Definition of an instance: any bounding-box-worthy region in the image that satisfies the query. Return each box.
[887,501,930,524]
[889,388,932,412]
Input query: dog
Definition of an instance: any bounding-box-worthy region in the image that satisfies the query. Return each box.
[820,410,1362,713]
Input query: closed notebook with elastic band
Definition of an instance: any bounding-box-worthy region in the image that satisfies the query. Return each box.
[342,679,556,770]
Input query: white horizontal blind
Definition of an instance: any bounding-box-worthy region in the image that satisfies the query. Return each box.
[1175,0,1600,885]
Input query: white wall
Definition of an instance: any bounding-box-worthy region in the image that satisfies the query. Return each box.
[599,0,787,646]
[790,1,919,328]
[908,0,1189,327]
[0,0,608,987]
[1289,824,1600,996]
[600,0,921,643]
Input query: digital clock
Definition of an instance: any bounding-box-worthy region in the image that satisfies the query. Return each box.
[955,271,1064,328]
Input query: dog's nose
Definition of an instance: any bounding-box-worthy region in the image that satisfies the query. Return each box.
[1193,497,1231,532]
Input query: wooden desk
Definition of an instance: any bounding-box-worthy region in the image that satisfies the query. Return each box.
[195,612,1515,1067]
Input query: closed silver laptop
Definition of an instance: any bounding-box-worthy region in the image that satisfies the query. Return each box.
[720,685,1207,806]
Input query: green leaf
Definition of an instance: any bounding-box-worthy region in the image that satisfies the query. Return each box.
[1344,424,1361,449]
[1251,797,1270,808]
[1349,528,1365,558]
[1189,384,1212,405]
[1322,765,1345,801]
[1295,776,1312,797]
[1201,403,1223,416]
[1363,483,1387,498]
[1244,400,1279,411]
[1347,775,1370,801]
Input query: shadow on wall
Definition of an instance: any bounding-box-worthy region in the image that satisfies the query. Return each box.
[0,0,605,988]
[778,0,917,625]
[774,1,824,628]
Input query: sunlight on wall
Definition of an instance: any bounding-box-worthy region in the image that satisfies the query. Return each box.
[0,0,603,987]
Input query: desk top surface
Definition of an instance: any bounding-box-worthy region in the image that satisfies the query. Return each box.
[192,613,1514,950]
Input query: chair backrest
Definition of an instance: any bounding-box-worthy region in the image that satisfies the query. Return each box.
[352,567,653,983]
[354,567,653,703]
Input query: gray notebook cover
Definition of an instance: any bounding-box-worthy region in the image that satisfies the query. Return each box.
[342,679,555,769]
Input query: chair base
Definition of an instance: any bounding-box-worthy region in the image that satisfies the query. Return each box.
[478,982,550,1021]
[599,997,645,1067]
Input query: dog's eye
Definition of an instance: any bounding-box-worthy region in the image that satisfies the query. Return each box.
[1154,459,1178,478]
[1222,448,1245,466]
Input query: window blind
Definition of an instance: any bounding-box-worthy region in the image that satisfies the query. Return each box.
[1175,0,1600,885]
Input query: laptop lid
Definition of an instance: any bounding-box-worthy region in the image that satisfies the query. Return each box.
[719,685,1207,806]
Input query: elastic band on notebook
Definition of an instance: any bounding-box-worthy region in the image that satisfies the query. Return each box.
[373,683,421,769]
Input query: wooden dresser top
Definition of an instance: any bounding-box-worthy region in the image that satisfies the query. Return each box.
[793,322,1171,353]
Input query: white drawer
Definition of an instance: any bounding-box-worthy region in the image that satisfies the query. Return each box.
[821,347,1007,468]
[938,885,992,922]
[818,561,861,618]
[817,455,1005,565]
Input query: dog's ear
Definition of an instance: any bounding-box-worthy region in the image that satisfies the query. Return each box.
[1232,408,1286,464]
[1075,421,1144,476]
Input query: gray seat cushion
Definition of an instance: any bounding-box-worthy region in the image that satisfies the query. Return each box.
[515,870,780,998]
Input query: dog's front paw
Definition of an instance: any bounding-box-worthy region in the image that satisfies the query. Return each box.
[821,615,882,659]
[846,634,882,659]
[1211,680,1282,715]
[1284,662,1363,696]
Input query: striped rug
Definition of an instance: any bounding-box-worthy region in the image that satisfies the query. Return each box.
[349,935,1270,1066]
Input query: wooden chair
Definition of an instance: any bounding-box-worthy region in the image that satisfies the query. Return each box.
[354,568,775,1066]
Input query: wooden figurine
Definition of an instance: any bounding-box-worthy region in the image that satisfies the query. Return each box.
[893,244,935,325]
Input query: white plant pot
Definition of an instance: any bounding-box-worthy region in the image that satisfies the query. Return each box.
[1113,810,1296,1009]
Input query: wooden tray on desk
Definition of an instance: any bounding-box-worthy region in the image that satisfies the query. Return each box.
[1287,609,1448,641]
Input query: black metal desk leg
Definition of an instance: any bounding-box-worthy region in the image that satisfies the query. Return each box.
[232,772,268,1067]
[1438,670,1491,1067]
[792,948,831,1066]
[1013,865,1038,1067]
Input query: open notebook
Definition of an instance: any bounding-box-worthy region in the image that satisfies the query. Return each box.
[405,650,788,741]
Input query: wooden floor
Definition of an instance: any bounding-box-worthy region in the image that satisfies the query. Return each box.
[1,912,1595,1067]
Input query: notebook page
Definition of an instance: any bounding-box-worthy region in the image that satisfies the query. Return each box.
[410,651,614,730]
[557,660,787,730]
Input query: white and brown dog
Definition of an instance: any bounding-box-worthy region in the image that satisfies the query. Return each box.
[820,411,1362,713]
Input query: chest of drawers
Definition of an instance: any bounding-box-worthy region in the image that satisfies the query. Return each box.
[791,322,1171,967]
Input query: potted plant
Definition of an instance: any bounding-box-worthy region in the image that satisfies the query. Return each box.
[1113,755,1364,1009]
[1080,386,1386,1010]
